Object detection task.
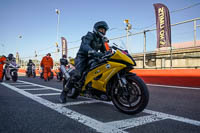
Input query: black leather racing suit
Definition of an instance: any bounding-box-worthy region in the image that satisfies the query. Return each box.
[75,32,107,75]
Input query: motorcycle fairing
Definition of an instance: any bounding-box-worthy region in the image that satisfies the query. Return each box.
[83,61,126,92]
[83,50,134,92]
[110,50,135,66]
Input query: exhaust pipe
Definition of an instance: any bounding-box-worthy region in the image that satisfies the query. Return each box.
[60,65,71,80]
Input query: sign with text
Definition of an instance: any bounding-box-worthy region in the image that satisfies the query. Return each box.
[154,3,171,48]
[61,37,67,57]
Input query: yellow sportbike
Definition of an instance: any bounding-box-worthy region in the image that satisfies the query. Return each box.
[63,45,149,115]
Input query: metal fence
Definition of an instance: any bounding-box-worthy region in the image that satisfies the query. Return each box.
[19,17,200,69]
[108,17,200,69]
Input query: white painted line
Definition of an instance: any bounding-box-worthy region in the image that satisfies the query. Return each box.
[143,109,200,126]
[106,115,166,130]
[9,83,29,85]
[8,80,200,127]
[18,80,61,92]
[35,93,61,96]
[147,84,200,90]
[1,82,127,133]
[82,98,200,126]
[14,85,35,87]
[22,88,49,91]
[57,100,100,107]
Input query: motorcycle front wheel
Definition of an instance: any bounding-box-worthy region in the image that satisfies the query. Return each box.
[33,72,36,78]
[12,71,18,82]
[111,74,149,115]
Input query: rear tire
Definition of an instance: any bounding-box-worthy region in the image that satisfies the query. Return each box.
[111,74,149,115]
[63,79,79,99]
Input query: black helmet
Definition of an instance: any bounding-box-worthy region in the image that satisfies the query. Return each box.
[29,59,32,63]
[62,55,66,58]
[8,53,13,60]
[93,21,109,38]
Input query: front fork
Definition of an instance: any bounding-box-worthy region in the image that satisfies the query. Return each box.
[116,73,131,102]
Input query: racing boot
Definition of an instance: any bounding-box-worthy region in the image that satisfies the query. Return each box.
[59,90,67,103]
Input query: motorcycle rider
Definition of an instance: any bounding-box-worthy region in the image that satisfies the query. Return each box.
[60,55,68,67]
[26,59,35,76]
[7,53,15,62]
[4,53,15,71]
[27,59,35,67]
[60,21,109,103]
[0,55,7,82]
[57,55,68,81]
[40,53,53,81]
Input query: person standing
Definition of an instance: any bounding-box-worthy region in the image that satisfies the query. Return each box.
[0,55,7,82]
[40,53,53,81]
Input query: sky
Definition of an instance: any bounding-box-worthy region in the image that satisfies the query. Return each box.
[0,0,200,61]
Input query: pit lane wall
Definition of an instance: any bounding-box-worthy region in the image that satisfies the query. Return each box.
[131,69,200,87]
[18,69,58,76]
[18,68,200,88]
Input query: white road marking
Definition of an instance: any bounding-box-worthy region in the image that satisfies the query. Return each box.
[143,109,200,126]
[14,85,36,87]
[1,82,127,133]
[106,115,167,130]
[19,80,61,92]
[9,83,28,85]
[22,88,49,91]
[35,93,61,96]
[147,84,200,90]
[57,100,100,107]
[84,98,200,126]
[1,80,200,133]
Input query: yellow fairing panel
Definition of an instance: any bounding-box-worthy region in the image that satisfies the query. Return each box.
[110,50,135,65]
[83,62,126,92]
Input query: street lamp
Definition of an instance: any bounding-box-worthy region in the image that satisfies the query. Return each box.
[55,9,60,52]
[124,19,132,50]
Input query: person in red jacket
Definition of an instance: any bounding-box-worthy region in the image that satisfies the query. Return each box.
[0,55,7,82]
[40,53,53,81]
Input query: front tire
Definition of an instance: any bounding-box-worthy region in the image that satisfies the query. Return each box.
[111,74,149,115]
[12,72,18,82]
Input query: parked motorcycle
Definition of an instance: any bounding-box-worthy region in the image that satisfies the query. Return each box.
[26,65,36,78]
[4,58,20,82]
[61,44,149,115]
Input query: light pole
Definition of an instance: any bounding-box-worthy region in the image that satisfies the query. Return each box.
[17,35,22,65]
[55,9,60,53]
[124,19,132,50]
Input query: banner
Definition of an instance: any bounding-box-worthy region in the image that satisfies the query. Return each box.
[61,37,67,57]
[154,3,171,48]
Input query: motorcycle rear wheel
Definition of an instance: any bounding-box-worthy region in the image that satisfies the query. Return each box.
[111,74,149,115]
[63,79,80,99]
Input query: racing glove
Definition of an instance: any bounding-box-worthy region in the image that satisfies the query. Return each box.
[88,50,104,57]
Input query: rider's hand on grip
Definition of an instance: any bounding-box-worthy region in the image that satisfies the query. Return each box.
[88,50,104,57]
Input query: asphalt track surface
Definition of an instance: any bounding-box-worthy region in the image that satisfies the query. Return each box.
[0,75,200,133]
